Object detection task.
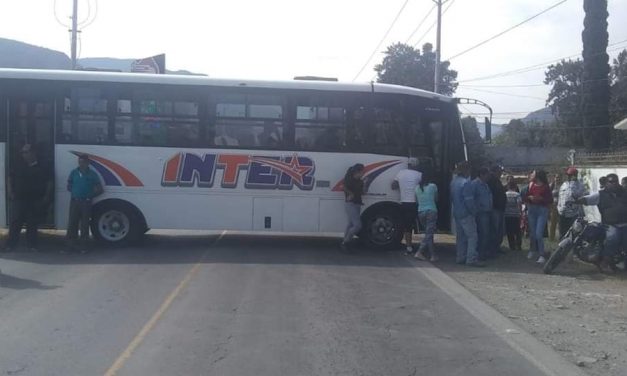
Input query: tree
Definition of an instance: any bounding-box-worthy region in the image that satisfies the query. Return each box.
[581,0,611,150]
[610,50,627,147]
[374,43,458,96]
[544,59,584,146]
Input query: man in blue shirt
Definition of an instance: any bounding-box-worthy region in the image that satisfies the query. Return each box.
[469,167,494,261]
[66,154,103,253]
[450,162,485,267]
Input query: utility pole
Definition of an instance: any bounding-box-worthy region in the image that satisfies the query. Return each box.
[432,0,447,94]
[70,0,78,69]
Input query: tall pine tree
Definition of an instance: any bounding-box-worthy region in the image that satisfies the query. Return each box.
[582,0,611,150]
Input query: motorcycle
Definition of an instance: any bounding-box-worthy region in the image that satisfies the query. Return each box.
[543,217,627,274]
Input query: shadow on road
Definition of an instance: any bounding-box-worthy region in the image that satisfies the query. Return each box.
[0,273,61,290]
[0,232,411,268]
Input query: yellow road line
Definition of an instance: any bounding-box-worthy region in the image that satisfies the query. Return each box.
[104,230,227,376]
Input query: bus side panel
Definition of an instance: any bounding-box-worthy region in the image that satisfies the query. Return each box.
[54,144,406,233]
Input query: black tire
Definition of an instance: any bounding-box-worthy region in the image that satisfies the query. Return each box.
[360,207,404,250]
[91,201,143,246]
[543,242,572,274]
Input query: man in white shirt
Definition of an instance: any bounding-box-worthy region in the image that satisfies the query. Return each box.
[392,158,422,253]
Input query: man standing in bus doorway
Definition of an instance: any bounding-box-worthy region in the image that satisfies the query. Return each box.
[3,144,53,252]
[392,158,422,254]
[65,154,103,254]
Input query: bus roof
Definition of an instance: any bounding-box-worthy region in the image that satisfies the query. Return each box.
[0,68,455,103]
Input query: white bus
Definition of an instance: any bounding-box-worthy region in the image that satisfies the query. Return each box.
[0,68,471,249]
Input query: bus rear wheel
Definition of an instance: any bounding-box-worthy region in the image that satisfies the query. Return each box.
[361,207,403,250]
[91,201,143,246]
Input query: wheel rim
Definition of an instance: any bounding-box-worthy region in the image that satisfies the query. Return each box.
[367,215,398,246]
[98,210,130,242]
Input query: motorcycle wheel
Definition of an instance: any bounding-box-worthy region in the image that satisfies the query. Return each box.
[543,241,573,274]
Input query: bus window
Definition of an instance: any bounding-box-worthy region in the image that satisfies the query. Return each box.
[213,93,285,149]
[61,88,109,144]
[0,97,6,142]
[294,96,346,151]
[113,91,200,147]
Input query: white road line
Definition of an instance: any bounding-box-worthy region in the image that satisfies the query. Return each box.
[407,261,588,376]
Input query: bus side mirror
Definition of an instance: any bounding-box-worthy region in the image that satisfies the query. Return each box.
[484,117,492,143]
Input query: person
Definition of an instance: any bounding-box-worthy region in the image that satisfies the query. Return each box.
[523,170,553,264]
[414,172,438,262]
[469,167,493,261]
[3,144,53,252]
[506,174,520,192]
[520,171,534,248]
[65,154,103,253]
[577,174,627,272]
[341,163,365,250]
[504,181,523,251]
[487,165,506,257]
[214,125,239,146]
[557,167,586,239]
[599,176,608,191]
[549,174,562,241]
[621,176,627,190]
[450,162,484,267]
[392,159,422,254]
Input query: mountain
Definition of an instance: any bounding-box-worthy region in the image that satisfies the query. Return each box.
[0,38,204,75]
[521,107,555,125]
[0,38,71,69]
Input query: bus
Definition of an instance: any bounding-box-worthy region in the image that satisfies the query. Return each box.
[0,68,470,249]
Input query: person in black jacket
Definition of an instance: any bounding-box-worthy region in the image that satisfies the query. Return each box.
[341,164,365,250]
[577,173,627,272]
[487,165,507,258]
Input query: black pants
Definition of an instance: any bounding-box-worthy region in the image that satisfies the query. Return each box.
[559,215,577,240]
[7,199,44,248]
[67,199,92,247]
[504,216,522,251]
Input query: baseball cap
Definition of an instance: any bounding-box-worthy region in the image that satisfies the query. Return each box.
[566,167,578,175]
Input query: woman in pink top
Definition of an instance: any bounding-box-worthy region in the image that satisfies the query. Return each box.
[523,170,553,263]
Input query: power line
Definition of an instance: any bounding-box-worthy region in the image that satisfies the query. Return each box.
[53,0,71,28]
[352,0,411,82]
[459,83,547,88]
[457,39,627,83]
[80,0,98,28]
[404,4,436,44]
[78,0,91,25]
[447,0,570,61]
[413,0,456,48]
[460,87,546,100]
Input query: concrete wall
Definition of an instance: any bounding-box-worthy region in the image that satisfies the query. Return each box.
[487,145,571,170]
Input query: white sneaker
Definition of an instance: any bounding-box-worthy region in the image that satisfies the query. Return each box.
[527,252,536,260]
[537,256,546,264]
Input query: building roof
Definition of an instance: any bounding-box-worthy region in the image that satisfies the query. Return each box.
[0,68,455,103]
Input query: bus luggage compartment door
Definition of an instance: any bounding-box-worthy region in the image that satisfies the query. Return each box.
[253,198,283,231]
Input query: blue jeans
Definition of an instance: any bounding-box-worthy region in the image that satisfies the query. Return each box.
[604,225,627,258]
[418,210,438,253]
[476,211,491,260]
[455,215,479,264]
[489,209,505,257]
[528,205,549,257]
[343,202,362,243]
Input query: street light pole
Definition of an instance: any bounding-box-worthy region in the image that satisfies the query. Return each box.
[433,0,445,94]
[70,0,78,69]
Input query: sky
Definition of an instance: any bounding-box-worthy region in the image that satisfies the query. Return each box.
[1,0,627,123]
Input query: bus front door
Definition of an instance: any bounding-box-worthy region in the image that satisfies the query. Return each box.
[6,97,56,228]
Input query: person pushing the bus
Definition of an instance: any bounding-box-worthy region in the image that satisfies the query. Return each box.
[392,158,422,254]
[65,154,103,254]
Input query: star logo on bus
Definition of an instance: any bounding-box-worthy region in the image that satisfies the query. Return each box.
[251,154,313,186]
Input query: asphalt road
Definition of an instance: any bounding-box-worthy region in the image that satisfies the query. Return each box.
[0,232,547,376]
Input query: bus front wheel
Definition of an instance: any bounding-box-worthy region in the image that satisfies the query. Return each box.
[91,201,143,246]
[361,206,403,250]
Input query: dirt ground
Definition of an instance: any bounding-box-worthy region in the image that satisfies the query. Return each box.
[432,235,627,376]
